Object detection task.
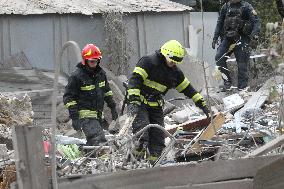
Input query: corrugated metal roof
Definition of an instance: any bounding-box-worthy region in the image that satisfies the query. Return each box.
[0,0,192,15]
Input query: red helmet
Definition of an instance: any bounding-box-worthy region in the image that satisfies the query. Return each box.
[81,44,102,65]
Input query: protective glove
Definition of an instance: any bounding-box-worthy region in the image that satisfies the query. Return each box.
[200,105,210,118]
[212,38,218,49]
[196,100,210,118]
[127,103,139,117]
[72,119,82,131]
[111,108,118,121]
[249,35,258,49]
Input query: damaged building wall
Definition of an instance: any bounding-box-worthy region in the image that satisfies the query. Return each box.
[0,12,190,75]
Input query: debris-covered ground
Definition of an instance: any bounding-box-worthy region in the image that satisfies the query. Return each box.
[0,67,283,184]
[0,57,282,189]
[51,76,284,177]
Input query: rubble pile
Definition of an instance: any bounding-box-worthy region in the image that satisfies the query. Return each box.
[52,76,284,177]
[0,94,33,149]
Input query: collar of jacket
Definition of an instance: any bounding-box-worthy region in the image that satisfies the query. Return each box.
[155,50,178,70]
[228,0,244,6]
[76,62,104,76]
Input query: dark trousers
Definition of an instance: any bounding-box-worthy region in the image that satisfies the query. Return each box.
[215,36,250,89]
[132,105,165,156]
[80,118,106,146]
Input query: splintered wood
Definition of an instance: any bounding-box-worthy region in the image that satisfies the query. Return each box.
[189,113,225,153]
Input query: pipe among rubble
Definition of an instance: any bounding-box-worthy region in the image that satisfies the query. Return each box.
[51,41,82,189]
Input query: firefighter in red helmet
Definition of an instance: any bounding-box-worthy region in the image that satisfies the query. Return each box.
[63,44,118,145]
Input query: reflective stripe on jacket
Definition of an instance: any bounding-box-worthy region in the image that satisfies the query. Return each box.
[127,51,204,107]
[63,63,116,120]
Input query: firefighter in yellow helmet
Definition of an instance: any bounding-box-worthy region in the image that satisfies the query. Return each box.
[126,40,209,163]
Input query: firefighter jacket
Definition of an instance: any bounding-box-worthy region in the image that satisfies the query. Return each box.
[63,63,116,120]
[213,0,260,41]
[127,51,206,108]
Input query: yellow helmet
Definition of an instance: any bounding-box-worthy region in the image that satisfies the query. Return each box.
[160,40,185,64]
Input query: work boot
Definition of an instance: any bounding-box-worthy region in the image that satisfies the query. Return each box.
[220,81,232,92]
[147,155,158,166]
[86,137,107,146]
[132,142,148,160]
[238,83,247,91]
[133,148,146,160]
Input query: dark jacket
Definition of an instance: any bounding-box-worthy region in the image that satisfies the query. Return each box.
[276,0,284,18]
[127,51,205,108]
[63,63,116,120]
[213,0,261,40]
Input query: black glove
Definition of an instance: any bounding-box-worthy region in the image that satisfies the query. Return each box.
[249,35,258,49]
[111,108,118,120]
[72,119,82,131]
[127,103,139,116]
[196,100,210,118]
[212,38,218,49]
[201,106,210,118]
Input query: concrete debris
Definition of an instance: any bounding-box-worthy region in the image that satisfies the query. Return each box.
[222,93,245,112]
[0,94,33,127]
[56,135,86,145]
[171,105,204,124]
[0,62,283,186]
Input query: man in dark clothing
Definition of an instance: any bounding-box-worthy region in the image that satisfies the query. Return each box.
[63,44,118,146]
[127,40,210,162]
[212,0,261,91]
[276,0,284,19]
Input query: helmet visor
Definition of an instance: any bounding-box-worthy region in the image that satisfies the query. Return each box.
[169,55,183,63]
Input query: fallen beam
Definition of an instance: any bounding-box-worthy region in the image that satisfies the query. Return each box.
[58,155,283,189]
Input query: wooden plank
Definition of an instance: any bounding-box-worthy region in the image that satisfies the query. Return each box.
[165,179,253,189]
[253,157,284,189]
[244,134,284,158]
[58,155,283,189]
[12,125,49,189]
[189,113,225,153]
[167,116,211,134]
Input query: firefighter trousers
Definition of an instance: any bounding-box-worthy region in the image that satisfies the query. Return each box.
[132,105,165,157]
[80,118,107,146]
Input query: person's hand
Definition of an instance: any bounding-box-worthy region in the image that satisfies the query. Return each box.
[196,100,210,118]
[201,106,210,118]
[249,35,258,49]
[127,103,139,117]
[72,119,82,131]
[212,38,218,49]
[111,108,118,120]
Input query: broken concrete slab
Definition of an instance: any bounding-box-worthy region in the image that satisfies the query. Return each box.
[233,76,283,133]
[253,157,284,189]
[222,93,244,112]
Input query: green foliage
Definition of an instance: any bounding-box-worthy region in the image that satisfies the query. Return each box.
[194,0,222,12]
[246,0,282,40]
